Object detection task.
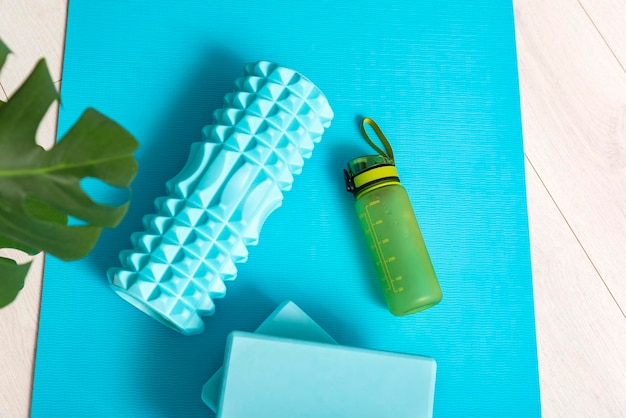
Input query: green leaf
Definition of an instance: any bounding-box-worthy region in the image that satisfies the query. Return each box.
[0,45,139,262]
[0,38,138,308]
[0,257,31,308]
[0,38,9,71]
[0,233,40,256]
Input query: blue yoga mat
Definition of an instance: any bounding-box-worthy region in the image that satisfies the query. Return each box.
[31,1,541,416]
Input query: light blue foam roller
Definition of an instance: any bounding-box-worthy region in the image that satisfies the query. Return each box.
[107,61,334,335]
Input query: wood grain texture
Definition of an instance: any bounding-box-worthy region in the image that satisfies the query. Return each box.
[0,2,65,415]
[578,0,626,70]
[0,252,43,418]
[514,0,626,313]
[0,1,67,93]
[527,160,626,417]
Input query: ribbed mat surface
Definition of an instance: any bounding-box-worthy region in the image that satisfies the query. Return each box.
[31,1,541,416]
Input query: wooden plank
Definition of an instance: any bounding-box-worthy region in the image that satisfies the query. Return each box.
[0,1,67,94]
[0,77,57,416]
[579,0,626,70]
[0,2,66,415]
[514,0,626,312]
[0,252,43,418]
[526,160,626,417]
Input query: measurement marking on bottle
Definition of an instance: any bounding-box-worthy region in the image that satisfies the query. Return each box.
[364,203,401,294]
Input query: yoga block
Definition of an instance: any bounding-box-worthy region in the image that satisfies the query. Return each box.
[218,331,436,418]
[201,300,337,412]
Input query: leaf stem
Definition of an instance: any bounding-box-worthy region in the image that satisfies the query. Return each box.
[0,154,131,177]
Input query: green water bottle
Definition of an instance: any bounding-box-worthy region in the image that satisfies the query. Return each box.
[344,118,442,316]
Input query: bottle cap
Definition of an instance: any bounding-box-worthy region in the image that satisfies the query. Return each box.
[344,118,400,197]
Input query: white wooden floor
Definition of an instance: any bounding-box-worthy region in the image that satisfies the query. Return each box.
[1,1,625,416]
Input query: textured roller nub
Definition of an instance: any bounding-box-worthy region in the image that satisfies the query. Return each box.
[107,61,333,335]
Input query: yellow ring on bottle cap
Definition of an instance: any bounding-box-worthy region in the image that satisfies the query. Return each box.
[353,165,399,188]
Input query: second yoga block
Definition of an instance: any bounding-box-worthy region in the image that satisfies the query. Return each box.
[107,61,334,335]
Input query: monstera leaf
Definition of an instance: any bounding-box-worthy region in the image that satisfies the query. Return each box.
[0,39,139,308]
